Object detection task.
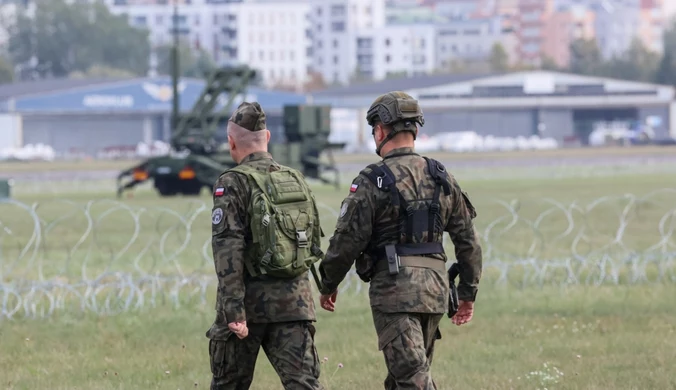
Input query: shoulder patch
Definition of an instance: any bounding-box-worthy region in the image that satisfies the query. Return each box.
[212,208,224,224]
[340,202,349,217]
[214,187,225,196]
[350,183,359,193]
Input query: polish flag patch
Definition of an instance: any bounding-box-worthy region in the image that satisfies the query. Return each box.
[350,184,359,193]
[214,187,225,196]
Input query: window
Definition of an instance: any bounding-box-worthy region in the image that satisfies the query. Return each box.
[333,55,338,64]
[385,55,390,63]
[331,22,345,32]
[331,5,346,17]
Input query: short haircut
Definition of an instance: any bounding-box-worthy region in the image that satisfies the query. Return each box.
[227,121,268,148]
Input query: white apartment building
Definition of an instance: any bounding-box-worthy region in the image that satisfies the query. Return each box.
[665,0,676,21]
[593,0,637,59]
[354,25,437,80]
[310,0,387,85]
[106,0,312,90]
[0,2,17,49]
[435,16,504,69]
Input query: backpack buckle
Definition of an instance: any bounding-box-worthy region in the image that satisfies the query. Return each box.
[296,230,309,248]
[377,176,383,188]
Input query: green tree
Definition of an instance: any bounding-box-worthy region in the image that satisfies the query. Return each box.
[655,19,676,85]
[154,42,217,78]
[569,38,604,76]
[540,56,560,71]
[602,38,659,82]
[0,56,14,84]
[489,42,510,72]
[7,0,150,79]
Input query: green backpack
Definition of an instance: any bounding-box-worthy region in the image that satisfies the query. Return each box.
[228,164,325,283]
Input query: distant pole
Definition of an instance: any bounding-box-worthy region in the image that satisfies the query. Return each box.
[171,0,180,130]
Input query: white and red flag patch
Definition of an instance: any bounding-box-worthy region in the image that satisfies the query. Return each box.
[350,183,359,193]
[214,187,225,196]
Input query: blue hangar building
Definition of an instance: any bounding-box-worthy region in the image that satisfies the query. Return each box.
[0,76,307,157]
[2,70,676,157]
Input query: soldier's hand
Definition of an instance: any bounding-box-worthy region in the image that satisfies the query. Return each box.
[228,321,249,339]
[320,292,338,312]
[452,300,474,326]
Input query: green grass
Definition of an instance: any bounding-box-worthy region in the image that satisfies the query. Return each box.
[1,159,676,389]
[2,284,676,390]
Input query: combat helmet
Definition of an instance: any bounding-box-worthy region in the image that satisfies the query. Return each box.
[366,91,424,155]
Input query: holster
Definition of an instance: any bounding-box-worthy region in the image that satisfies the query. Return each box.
[385,244,400,275]
[447,262,460,318]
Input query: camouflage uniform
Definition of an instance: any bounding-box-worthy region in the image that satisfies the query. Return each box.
[207,102,324,390]
[318,92,483,389]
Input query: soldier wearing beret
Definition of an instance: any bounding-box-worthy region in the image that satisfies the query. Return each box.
[318,92,483,389]
[206,102,325,390]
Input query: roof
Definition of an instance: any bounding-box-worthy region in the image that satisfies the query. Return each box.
[310,70,676,110]
[311,72,496,98]
[0,77,128,100]
[1,76,308,114]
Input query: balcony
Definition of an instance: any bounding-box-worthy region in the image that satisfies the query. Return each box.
[168,26,190,35]
[221,26,237,39]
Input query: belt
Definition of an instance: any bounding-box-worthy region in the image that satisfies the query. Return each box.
[374,255,446,273]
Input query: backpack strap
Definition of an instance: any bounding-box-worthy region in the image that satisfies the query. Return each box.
[219,165,264,277]
[359,162,406,209]
[423,157,451,243]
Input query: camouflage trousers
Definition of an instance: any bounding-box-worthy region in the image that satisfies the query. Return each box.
[371,308,444,390]
[208,321,324,390]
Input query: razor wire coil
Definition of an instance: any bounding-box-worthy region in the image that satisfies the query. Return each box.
[1,189,675,320]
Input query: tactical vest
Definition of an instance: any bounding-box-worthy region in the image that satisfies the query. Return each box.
[359,154,452,269]
[227,164,324,280]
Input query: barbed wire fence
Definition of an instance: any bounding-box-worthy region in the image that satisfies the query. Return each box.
[1,189,675,321]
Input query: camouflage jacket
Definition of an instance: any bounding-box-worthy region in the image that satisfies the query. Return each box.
[318,147,483,314]
[206,152,317,340]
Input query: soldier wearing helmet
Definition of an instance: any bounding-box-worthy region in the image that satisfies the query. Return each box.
[317,91,483,389]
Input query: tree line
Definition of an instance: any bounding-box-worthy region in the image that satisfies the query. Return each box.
[0,0,215,85]
[486,19,676,86]
[3,0,676,88]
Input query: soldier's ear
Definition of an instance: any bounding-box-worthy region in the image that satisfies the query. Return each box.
[373,124,383,142]
[228,134,236,151]
[265,129,271,143]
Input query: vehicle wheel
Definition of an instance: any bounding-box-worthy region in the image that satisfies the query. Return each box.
[155,178,178,197]
[180,179,202,196]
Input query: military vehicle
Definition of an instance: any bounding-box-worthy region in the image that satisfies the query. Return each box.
[115,66,344,197]
[115,1,343,198]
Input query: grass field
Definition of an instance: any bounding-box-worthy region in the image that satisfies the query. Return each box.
[1,149,676,389]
